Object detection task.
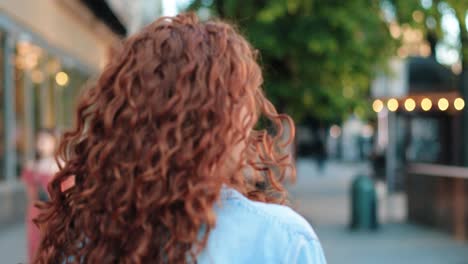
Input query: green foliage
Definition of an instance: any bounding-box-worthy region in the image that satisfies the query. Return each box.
[187,0,396,123]
[387,0,468,66]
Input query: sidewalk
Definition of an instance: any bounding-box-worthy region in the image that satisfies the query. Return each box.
[289,159,468,264]
[1,159,467,263]
[0,222,26,263]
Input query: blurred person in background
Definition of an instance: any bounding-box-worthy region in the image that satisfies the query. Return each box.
[313,138,326,173]
[33,13,326,264]
[21,128,58,263]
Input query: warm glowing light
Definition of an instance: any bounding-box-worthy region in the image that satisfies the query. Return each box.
[16,41,42,70]
[55,71,69,86]
[404,98,416,111]
[454,98,465,111]
[438,98,449,111]
[389,23,401,39]
[421,98,432,111]
[372,99,384,113]
[387,98,399,112]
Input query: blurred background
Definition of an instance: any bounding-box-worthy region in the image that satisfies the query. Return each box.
[0,0,467,263]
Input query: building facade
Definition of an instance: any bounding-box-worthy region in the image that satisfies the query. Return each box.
[371,54,467,240]
[0,0,123,226]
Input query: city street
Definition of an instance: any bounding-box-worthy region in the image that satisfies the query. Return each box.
[1,159,468,263]
[289,159,468,264]
[0,221,26,263]
[1,0,467,263]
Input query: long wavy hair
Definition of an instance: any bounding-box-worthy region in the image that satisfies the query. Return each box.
[34,13,295,264]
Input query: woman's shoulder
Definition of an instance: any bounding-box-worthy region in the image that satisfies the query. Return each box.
[246,198,318,241]
[205,188,326,263]
[219,188,318,241]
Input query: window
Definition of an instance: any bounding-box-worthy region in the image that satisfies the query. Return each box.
[1,36,91,180]
[14,40,43,175]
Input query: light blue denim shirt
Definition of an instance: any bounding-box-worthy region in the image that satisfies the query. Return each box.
[198,187,327,264]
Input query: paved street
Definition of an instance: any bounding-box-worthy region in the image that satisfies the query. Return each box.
[1,159,467,263]
[0,221,26,264]
[289,159,468,264]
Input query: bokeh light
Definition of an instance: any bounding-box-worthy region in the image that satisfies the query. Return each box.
[55,71,69,86]
[438,98,449,111]
[387,98,399,112]
[404,98,416,111]
[372,99,384,113]
[421,98,432,111]
[454,98,465,111]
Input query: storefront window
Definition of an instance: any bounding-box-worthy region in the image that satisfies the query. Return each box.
[407,117,441,163]
[6,37,91,179]
[44,57,60,130]
[58,67,89,129]
[14,40,41,175]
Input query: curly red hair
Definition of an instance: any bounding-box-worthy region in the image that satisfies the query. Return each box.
[34,13,295,263]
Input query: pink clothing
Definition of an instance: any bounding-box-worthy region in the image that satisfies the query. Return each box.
[21,161,56,263]
[25,200,40,263]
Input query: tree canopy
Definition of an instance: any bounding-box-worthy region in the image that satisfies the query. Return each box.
[187,0,396,123]
[387,0,467,70]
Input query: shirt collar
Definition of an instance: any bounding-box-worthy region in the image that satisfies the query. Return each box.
[219,186,243,201]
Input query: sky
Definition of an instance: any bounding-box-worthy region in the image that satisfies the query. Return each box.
[162,0,192,16]
[435,3,463,66]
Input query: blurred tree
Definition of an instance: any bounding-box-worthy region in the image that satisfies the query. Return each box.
[187,0,395,123]
[387,0,467,68]
[386,0,467,163]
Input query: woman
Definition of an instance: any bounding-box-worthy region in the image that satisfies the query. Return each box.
[34,13,326,263]
[22,129,58,262]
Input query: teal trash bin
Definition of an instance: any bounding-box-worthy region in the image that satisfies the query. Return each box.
[350,175,378,230]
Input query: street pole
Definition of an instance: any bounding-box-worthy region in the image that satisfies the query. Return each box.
[386,111,397,193]
[3,34,16,182]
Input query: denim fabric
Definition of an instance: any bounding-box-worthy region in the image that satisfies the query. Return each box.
[64,188,326,263]
[198,188,327,264]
